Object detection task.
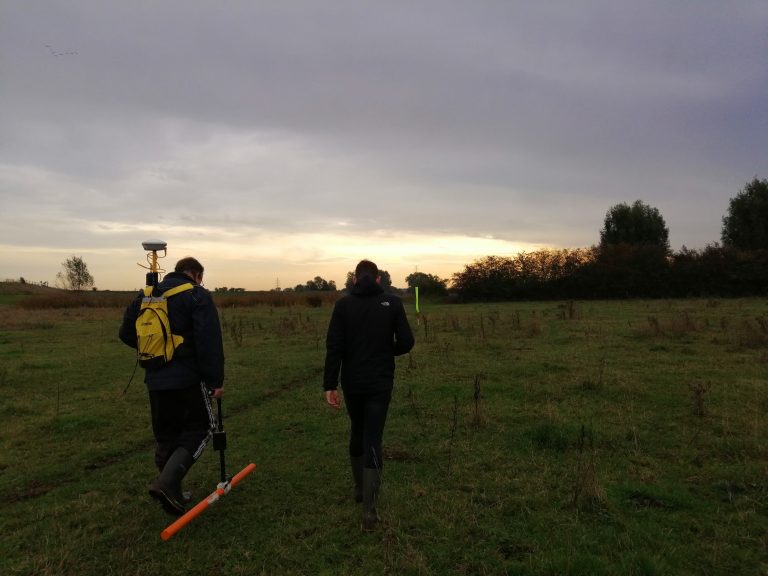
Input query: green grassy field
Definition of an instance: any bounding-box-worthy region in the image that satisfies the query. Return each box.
[0,295,766,575]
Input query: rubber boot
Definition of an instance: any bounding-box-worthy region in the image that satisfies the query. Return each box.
[361,467,381,531]
[156,453,192,503]
[149,447,194,517]
[156,460,192,504]
[350,455,364,503]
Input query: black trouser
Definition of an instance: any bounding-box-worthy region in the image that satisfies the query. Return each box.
[148,382,215,471]
[343,388,392,469]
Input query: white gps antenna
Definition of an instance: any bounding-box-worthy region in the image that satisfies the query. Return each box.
[139,240,167,286]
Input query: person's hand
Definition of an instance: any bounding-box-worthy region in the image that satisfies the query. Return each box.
[325,389,341,409]
[210,387,224,399]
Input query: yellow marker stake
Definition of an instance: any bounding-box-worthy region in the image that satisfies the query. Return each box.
[415,286,420,325]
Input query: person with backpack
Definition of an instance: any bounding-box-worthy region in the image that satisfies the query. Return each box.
[323,259,415,530]
[119,256,224,516]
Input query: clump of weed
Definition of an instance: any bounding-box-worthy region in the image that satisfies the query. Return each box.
[572,425,606,509]
[305,295,322,308]
[406,351,416,372]
[646,315,662,336]
[531,422,571,451]
[557,300,578,320]
[666,311,700,336]
[525,318,542,338]
[421,314,435,343]
[405,383,422,430]
[229,316,245,346]
[626,488,670,509]
[434,341,453,361]
[383,444,418,462]
[275,315,299,336]
[688,381,710,417]
[733,318,768,349]
[580,359,606,392]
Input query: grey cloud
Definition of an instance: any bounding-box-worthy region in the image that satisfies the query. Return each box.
[1,0,767,285]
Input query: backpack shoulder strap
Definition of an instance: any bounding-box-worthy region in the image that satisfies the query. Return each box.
[162,283,195,298]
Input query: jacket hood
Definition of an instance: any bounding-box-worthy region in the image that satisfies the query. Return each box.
[154,271,197,293]
[351,275,384,296]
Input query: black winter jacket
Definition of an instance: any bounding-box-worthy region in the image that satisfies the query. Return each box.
[323,276,414,393]
[119,272,225,392]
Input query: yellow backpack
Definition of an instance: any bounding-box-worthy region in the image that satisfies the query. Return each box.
[135,283,194,368]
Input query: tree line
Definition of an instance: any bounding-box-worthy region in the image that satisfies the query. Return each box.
[452,177,768,300]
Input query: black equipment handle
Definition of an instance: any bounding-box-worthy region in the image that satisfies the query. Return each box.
[213,396,227,483]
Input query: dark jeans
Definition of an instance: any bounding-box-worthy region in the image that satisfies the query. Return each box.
[148,382,215,471]
[343,388,392,469]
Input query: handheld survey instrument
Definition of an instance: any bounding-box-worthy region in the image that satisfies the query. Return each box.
[161,396,256,540]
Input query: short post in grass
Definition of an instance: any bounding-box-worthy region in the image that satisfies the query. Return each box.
[447,395,459,472]
[471,374,485,428]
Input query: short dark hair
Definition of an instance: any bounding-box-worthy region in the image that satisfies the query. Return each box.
[175,257,204,276]
[354,259,378,279]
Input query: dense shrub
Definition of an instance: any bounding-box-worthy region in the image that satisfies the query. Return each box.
[451,246,768,301]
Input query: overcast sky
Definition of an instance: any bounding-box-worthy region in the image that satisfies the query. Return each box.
[1,1,766,290]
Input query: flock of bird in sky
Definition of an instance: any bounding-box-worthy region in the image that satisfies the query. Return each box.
[45,44,77,57]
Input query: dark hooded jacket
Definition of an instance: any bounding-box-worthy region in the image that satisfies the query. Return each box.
[119,272,225,392]
[323,275,414,393]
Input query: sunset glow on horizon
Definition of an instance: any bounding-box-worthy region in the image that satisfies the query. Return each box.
[1,232,549,291]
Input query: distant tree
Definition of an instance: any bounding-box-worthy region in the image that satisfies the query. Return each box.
[721,177,768,250]
[379,270,392,290]
[405,272,448,296]
[599,200,670,252]
[296,276,337,292]
[344,269,393,291]
[56,255,94,291]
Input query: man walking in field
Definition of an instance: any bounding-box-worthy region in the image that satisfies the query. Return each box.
[119,257,224,516]
[324,259,415,530]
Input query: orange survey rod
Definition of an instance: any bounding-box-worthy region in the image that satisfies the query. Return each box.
[161,462,256,541]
